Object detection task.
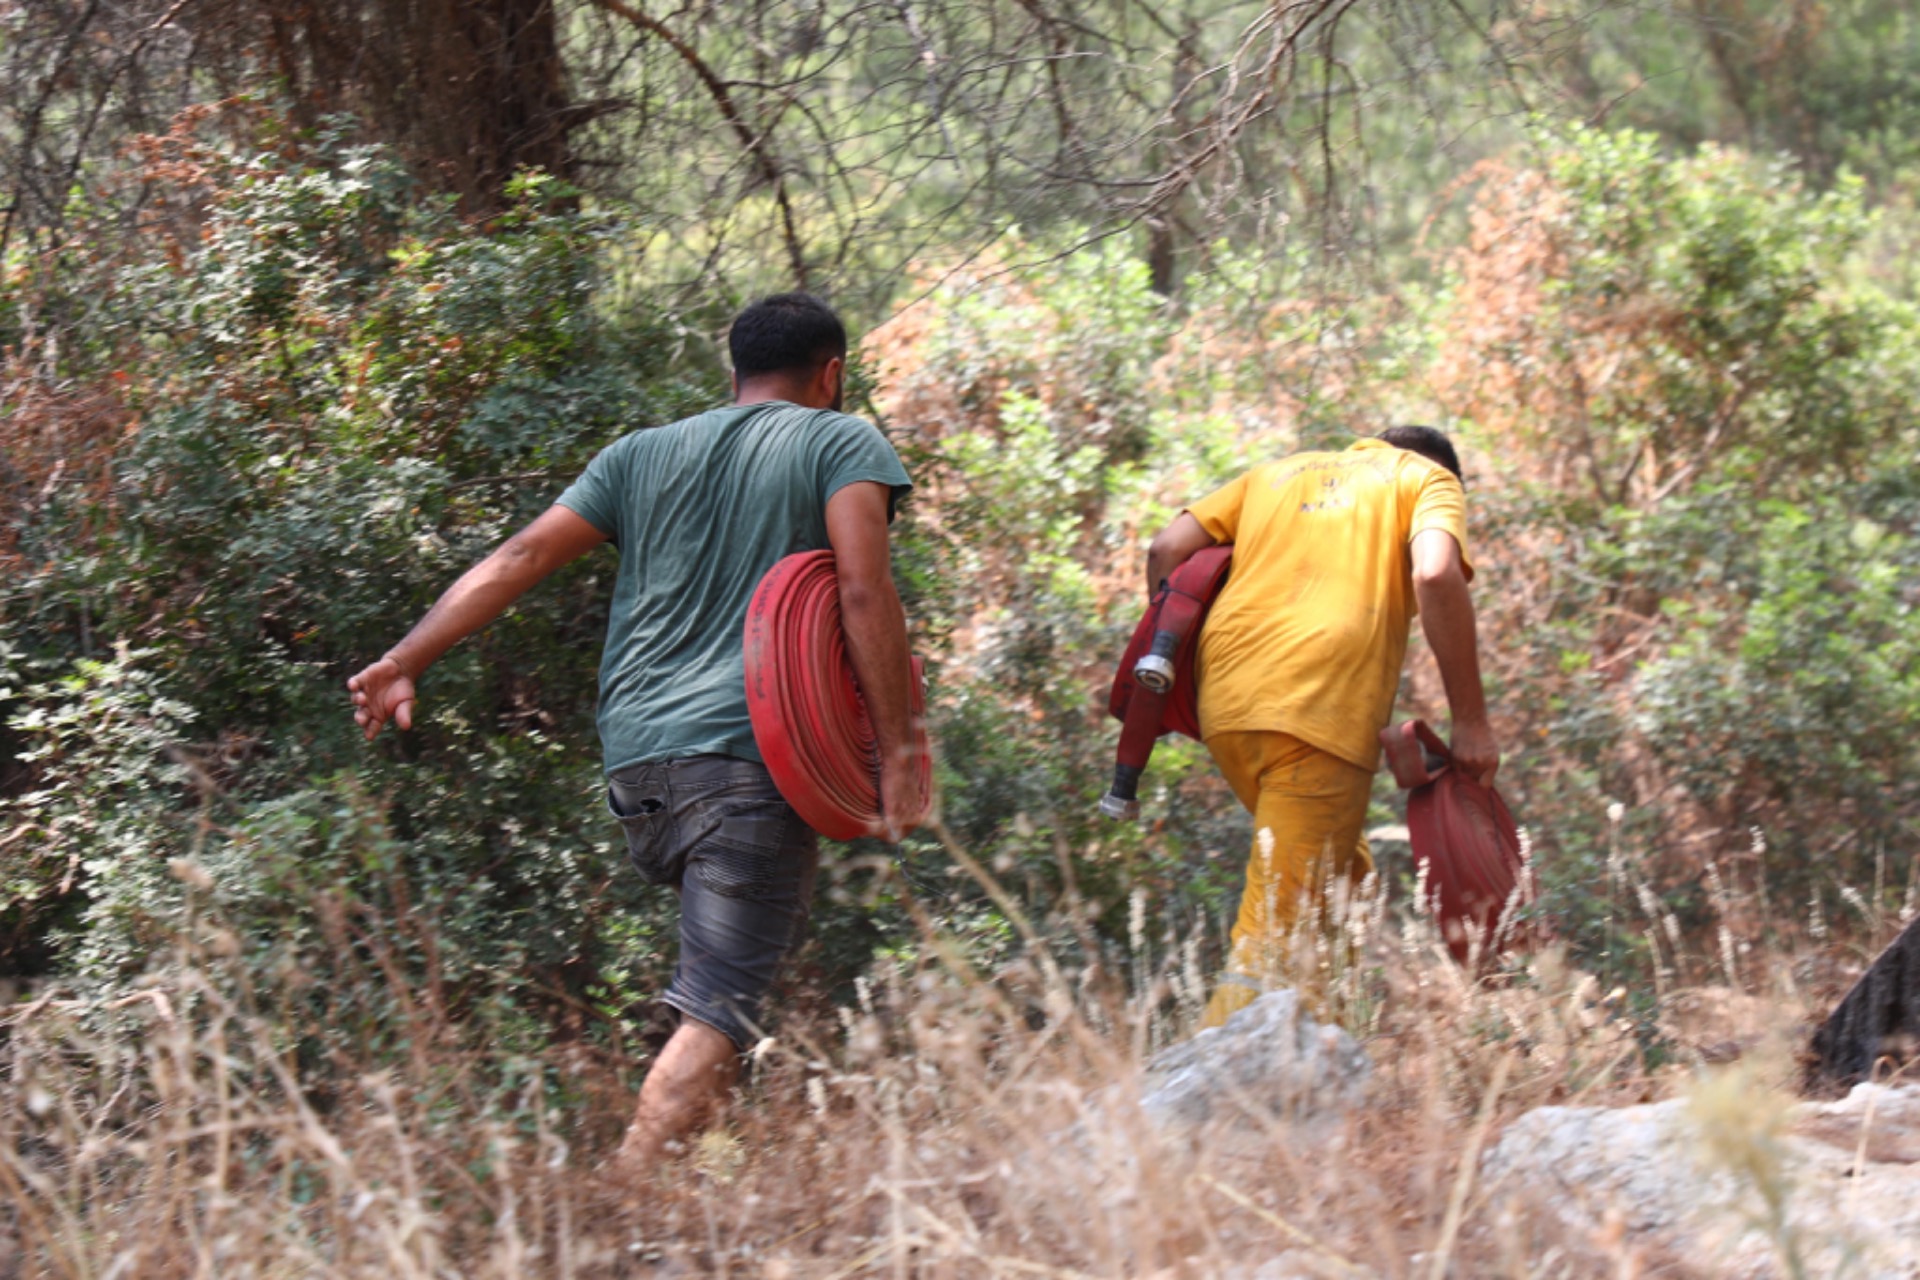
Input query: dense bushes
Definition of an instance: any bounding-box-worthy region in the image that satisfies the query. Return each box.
[2,123,718,1046]
[1442,129,1920,965]
[7,114,1920,1065]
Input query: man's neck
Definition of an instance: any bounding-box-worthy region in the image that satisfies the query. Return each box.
[734,379,815,408]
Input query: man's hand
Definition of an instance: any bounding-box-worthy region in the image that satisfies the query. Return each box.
[1447,715,1500,787]
[876,754,926,843]
[348,657,417,741]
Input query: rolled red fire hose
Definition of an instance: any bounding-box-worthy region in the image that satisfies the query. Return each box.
[1380,720,1537,965]
[1100,544,1234,819]
[743,550,933,841]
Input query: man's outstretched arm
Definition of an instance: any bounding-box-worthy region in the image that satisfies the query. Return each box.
[825,481,921,841]
[1411,527,1499,784]
[348,505,608,741]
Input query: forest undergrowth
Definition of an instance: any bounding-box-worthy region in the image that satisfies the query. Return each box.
[0,811,1895,1279]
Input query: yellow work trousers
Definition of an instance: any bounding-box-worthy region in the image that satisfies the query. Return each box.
[1200,731,1374,1028]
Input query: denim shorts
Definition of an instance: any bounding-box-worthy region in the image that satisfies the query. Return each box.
[606,754,820,1050]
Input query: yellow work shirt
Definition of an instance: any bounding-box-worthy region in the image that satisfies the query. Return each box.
[1185,438,1472,771]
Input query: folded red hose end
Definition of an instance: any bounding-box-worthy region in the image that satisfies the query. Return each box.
[1381,719,1538,965]
[1100,545,1233,819]
[744,550,932,841]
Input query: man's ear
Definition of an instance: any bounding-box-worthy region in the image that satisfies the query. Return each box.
[819,355,845,406]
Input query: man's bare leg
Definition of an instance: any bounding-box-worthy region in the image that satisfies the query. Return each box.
[609,1017,741,1176]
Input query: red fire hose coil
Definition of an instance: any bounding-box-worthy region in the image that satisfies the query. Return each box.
[1380,719,1538,965]
[743,550,933,841]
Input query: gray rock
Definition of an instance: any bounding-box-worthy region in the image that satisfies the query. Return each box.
[1263,1250,1381,1280]
[1221,1249,1378,1280]
[1484,1082,1920,1279]
[1138,990,1372,1131]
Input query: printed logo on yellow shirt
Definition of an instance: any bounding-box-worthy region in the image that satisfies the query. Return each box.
[1265,456,1346,486]
[1299,474,1352,514]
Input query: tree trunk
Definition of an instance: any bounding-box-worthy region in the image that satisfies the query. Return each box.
[252,0,584,215]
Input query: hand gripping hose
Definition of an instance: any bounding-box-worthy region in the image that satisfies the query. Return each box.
[1379,720,1538,965]
[1100,545,1235,820]
[744,550,933,841]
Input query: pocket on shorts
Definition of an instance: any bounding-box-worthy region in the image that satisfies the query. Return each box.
[689,798,802,900]
[608,775,675,884]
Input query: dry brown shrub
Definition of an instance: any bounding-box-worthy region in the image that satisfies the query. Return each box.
[1427,159,1688,511]
[0,343,132,579]
[0,100,285,586]
[1428,164,1576,473]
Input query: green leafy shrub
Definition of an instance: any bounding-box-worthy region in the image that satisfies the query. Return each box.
[1446,125,1920,963]
[2,122,717,1045]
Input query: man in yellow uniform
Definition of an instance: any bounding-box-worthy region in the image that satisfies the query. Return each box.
[1145,426,1499,1025]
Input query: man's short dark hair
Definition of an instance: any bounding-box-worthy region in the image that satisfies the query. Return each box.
[728,292,848,380]
[1378,425,1463,485]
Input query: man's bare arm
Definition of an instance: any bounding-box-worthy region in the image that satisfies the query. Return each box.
[1411,527,1499,784]
[825,481,921,840]
[348,504,608,741]
[1146,512,1217,599]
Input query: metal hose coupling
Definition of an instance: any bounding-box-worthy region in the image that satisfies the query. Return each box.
[1132,628,1180,694]
[1098,762,1144,821]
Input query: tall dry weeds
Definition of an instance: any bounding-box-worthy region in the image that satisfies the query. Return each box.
[4,808,1882,1278]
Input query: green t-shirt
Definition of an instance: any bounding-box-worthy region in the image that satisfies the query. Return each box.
[555,401,912,774]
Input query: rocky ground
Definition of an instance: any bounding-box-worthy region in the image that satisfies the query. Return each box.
[1143,990,1920,1280]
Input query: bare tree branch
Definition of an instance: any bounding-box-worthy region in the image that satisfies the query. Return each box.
[588,0,812,288]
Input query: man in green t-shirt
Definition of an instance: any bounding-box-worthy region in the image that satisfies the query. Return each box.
[346,293,920,1179]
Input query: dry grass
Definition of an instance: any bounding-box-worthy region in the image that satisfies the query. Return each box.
[0,822,1888,1280]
